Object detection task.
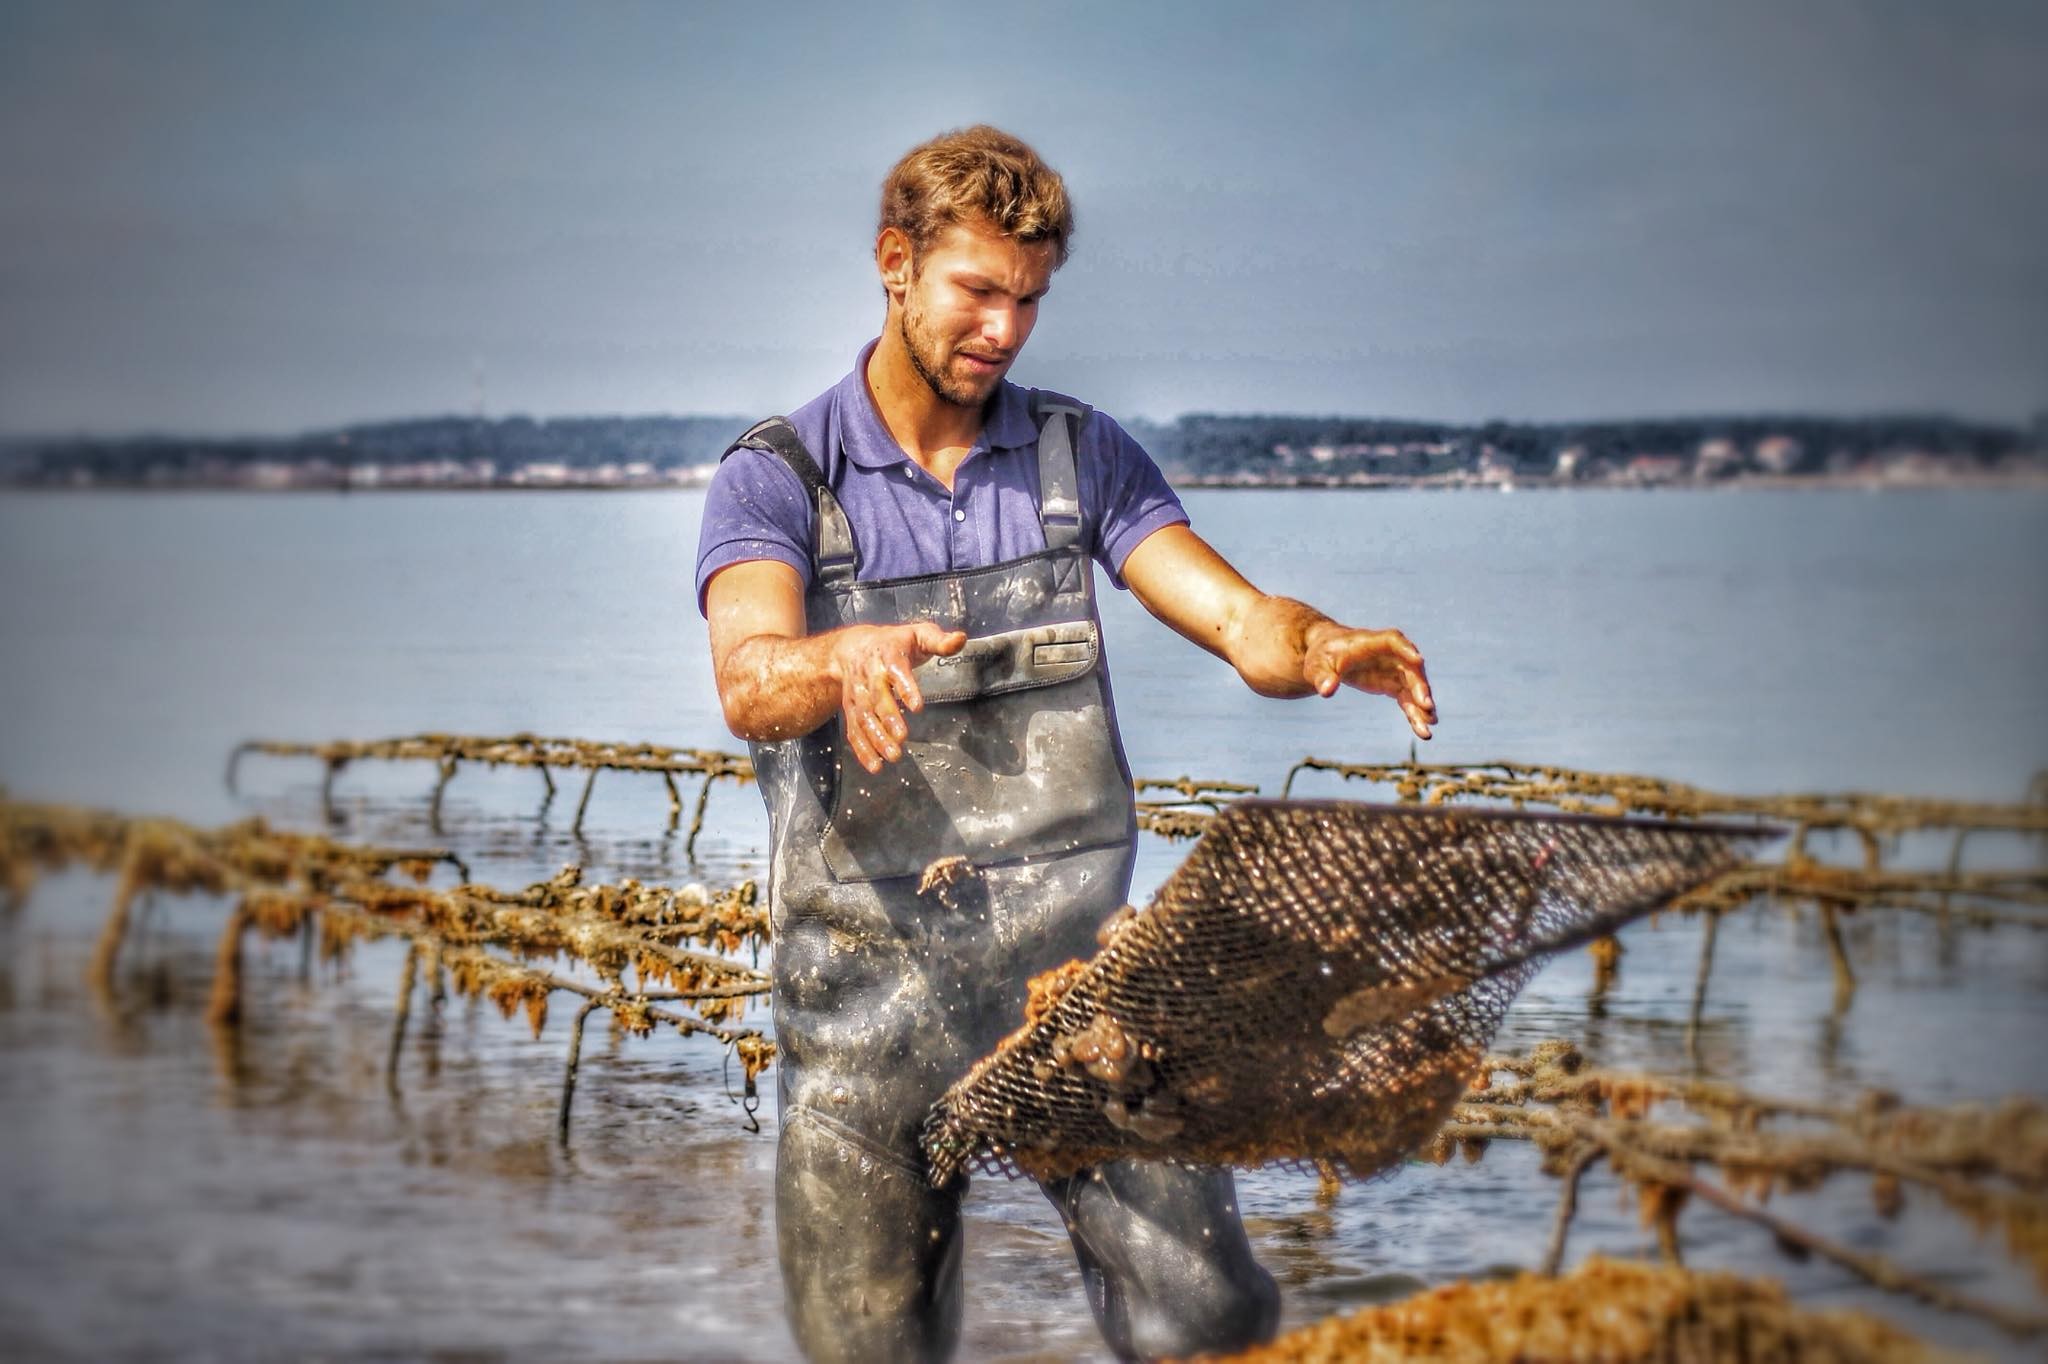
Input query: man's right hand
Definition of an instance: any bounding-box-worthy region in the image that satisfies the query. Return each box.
[706,559,968,763]
[829,622,968,772]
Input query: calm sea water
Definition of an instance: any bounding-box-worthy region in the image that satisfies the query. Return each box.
[0,487,2044,1360]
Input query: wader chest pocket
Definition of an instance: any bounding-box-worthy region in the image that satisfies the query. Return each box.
[909,621,1100,705]
[821,629,1128,883]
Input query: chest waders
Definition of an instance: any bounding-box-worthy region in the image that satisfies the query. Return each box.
[725,396,1278,1363]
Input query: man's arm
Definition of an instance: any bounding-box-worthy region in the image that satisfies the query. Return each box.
[705,559,968,773]
[1118,525,1437,739]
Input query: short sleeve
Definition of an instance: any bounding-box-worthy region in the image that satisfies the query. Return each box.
[1083,413,1190,589]
[693,445,814,616]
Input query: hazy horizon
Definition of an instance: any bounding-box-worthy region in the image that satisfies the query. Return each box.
[5,396,2041,447]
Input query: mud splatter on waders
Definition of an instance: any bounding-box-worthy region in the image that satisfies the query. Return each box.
[726,397,1278,1363]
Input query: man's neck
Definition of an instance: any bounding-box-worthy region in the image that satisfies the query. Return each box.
[865,327,986,489]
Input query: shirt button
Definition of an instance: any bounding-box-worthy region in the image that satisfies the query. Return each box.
[952,509,965,522]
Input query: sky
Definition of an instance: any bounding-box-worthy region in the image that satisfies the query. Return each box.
[1,0,2043,436]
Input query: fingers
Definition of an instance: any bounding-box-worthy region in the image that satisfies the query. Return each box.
[913,621,969,658]
[866,660,908,750]
[1407,656,1436,725]
[1376,656,1435,739]
[1315,627,1438,738]
[883,655,925,715]
[838,622,962,773]
[841,680,883,773]
[1305,652,1342,698]
[843,663,904,773]
[882,621,964,720]
[840,662,882,772]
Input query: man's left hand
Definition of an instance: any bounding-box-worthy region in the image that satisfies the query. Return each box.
[1303,624,1437,740]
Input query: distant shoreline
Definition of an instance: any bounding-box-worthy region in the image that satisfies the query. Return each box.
[6,409,2041,494]
[1173,469,2048,492]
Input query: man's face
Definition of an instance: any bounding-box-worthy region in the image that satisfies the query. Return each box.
[896,219,1056,409]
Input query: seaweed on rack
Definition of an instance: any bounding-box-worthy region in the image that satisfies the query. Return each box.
[226,731,757,847]
[225,729,1281,853]
[1279,756,2048,866]
[1432,1041,2048,1340]
[0,798,776,1142]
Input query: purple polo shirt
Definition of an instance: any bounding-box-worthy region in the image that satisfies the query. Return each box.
[694,341,1189,613]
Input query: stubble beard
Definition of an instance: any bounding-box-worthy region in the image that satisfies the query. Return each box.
[899,299,995,411]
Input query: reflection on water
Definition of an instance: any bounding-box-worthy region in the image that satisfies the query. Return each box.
[2,847,791,1362]
[1,489,2044,1360]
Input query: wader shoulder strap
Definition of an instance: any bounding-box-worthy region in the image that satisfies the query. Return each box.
[1029,392,1090,554]
[724,416,858,586]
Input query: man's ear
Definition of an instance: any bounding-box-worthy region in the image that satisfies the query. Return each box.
[876,226,914,304]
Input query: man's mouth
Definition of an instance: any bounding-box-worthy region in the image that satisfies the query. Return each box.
[958,351,1008,372]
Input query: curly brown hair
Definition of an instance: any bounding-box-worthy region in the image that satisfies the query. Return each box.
[879,125,1074,270]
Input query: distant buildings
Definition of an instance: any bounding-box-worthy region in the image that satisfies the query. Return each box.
[1754,436,1804,475]
[3,411,2040,491]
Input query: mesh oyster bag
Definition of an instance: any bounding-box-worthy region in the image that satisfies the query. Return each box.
[922,800,1767,1187]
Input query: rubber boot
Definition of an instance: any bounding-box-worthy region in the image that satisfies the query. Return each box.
[777,1107,965,1364]
[1043,1161,1281,1361]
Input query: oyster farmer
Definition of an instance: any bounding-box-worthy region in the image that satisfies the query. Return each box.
[696,125,1436,1363]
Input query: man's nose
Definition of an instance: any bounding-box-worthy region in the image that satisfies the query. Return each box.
[982,305,1018,352]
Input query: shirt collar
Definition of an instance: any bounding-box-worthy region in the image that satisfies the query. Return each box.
[836,338,1039,469]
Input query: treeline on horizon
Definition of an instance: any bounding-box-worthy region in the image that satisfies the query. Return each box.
[0,415,748,483]
[1,409,2041,484]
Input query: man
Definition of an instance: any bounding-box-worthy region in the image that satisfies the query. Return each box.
[697,125,1435,1363]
